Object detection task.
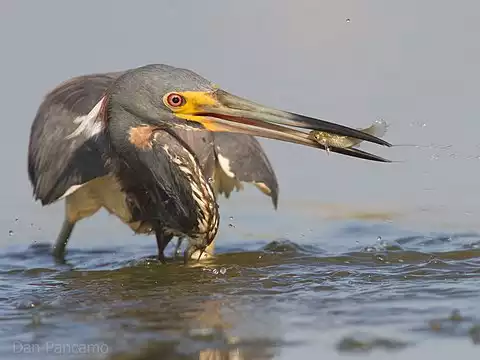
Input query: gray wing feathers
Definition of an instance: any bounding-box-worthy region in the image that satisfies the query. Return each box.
[211,132,279,209]
[28,72,121,204]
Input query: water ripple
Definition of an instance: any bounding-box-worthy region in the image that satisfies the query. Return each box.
[0,229,479,358]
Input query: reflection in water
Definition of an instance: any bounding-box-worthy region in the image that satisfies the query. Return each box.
[104,299,274,360]
[49,260,282,360]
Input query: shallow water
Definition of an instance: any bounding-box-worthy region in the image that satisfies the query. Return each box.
[2,219,480,359]
[2,0,480,358]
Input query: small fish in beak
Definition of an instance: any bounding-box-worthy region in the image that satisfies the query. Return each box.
[308,119,389,152]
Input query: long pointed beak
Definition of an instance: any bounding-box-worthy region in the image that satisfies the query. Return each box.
[172,89,392,162]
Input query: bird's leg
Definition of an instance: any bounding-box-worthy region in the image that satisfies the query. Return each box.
[155,231,173,263]
[174,236,185,258]
[53,187,102,261]
[52,218,75,260]
[183,244,199,265]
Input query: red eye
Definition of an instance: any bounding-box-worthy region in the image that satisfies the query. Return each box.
[166,93,185,107]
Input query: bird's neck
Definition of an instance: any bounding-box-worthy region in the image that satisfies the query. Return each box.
[105,104,150,151]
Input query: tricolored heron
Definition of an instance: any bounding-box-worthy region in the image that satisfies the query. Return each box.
[28,64,391,262]
[28,69,279,261]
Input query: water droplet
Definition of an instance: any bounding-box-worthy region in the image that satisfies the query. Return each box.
[346,18,351,23]
[212,269,219,275]
[228,223,235,228]
[220,267,227,275]
[8,230,13,236]
[377,236,382,242]
[229,216,234,220]
[14,218,19,222]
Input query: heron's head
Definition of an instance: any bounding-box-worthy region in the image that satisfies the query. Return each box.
[74,64,392,161]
